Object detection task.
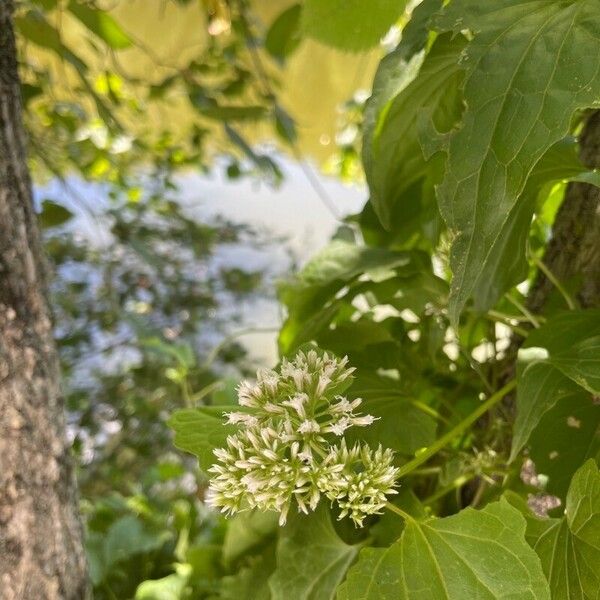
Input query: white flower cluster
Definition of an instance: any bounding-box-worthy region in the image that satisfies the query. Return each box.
[206,350,399,526]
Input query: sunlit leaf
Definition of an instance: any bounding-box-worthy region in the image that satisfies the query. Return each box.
[302,0,406,52]
[265,4,302,61]
[68,1,132,49]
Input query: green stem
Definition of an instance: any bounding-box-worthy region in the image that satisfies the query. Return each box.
[530,254,577,310]
[504,294,541,328]
[190,380,224,404]
[396,380,517,478]
[486,311,529,337]
[423,474,473,506]
[385,502,414,521]
[202,326,279,370]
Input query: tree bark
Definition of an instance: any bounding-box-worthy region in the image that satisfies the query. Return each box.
[0,2,89,598]
[527,110,600,312]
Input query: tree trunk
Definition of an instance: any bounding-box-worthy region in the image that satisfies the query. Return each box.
[527,110,600,312]
[0,2,89,598]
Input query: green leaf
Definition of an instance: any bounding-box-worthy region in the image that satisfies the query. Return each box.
[225,125,283,182]
[363,19,465,230]
[221,545,276,600]
[265,4,302,61]
[278,241,426,353]
[345,373,437,456]
[517,460,600,599]
[269,506,359,600]
[337,499,550,599]
[434,0,600,321]
[39,199,74,228]
[168,407,235,472]
[301,0,406,52]
[88,515,167,584]
[68,1,132,49]
[135,573,188,600]
[511,310,600,463]
[200,105,269,122]
[16,10,88,74]
[222,510,278,567]
[466,139,600,316]
[104,515,165,566]
[528,387,599,499]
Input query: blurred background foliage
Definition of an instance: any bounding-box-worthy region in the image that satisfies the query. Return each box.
[16,0,380,597]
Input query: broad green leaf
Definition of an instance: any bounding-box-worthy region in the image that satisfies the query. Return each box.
[511,310,600,462]
[511,362,582,463]
[278,241,428,353]
[269,506,359,600]
[168,407,235,472]
[345,373,437,455]
[516,460,600,599]
[39,199,73,228]
[363,30,465,229]
[460,138,600,314]
[370,488,427,547]
[520,310,600,394]
[337,499,550,599]
[434,0,600,321]
[68,1,132,49]
[566,459,600,545]
[301,0,406,52]
[222,510,278,567]
[265,4,302,61]
[221,545,276,600]
[528,390,600,499]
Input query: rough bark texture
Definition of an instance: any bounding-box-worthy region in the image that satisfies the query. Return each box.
[0,2,89,598]
[527,110,600,312]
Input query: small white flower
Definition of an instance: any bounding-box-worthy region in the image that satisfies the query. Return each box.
[316,375,332,397]
[207,350,398,527]
[351,414,378,427]
[224,411,259,427]
[298,419,320,434]
[282,393,308,417]
[330,397,362,414]
[325,416,352,436]
[298,449,313,463]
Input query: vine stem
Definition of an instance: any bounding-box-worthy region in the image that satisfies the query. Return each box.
[529,253,577,310]
[385,502,414,521]
[396,379,517,479]
[504,294,541,328]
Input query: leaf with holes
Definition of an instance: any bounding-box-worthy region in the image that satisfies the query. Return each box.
[434,0,600,321]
